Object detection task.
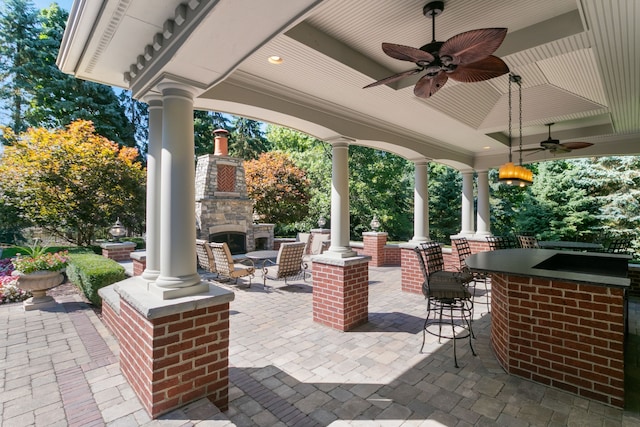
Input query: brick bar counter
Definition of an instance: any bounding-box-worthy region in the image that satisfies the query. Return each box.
[466,249,631,408]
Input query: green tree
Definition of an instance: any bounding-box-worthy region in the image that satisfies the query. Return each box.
[229,117,269,160]
[428,163,462,243]
[118,90,148,155]
[194,110,230,156]
[0,2,136,146]
[0,0,39,136]
[265,124,331,235]
[244,152,310,227]
[0,120,146,246]
[348,146,413,240]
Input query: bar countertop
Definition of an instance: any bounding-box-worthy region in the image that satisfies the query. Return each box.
[465,248,631,289]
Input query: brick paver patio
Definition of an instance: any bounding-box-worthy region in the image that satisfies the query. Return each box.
[1,266,639,426]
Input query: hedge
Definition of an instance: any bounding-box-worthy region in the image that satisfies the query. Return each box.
[67,253,125,306]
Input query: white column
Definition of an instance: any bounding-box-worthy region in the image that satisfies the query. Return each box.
[325,138,356,258]
[141,95,162,281]
[152,82,207,298]
[475,170,491,236]
[410,160,429,242]
[460,170,475,236]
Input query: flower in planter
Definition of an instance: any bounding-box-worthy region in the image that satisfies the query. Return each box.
[0,258,32,304]
[11,242,69,274]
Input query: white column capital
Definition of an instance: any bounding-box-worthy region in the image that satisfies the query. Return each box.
[157,81,198,99]
[143,94,163,107]
[325,136,355,148]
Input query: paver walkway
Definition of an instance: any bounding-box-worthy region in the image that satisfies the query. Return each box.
[1,266,639,426]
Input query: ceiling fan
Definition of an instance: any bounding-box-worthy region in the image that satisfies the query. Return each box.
[519,123,594,155]
[363,1,509,99]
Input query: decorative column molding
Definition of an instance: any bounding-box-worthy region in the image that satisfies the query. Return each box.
[475,170,491,236]
[410,159,429,243]
[459,170,475,237]
[152,82,208,298]
[325,138,356,258]
[141,95,162,281]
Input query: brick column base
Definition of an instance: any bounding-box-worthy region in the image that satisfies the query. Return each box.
[130,251,147,276]
[101,242,136,261]
[400,244,422,294]
[312,255,370,331]
[99,277,234,418]
[363,232,387,267]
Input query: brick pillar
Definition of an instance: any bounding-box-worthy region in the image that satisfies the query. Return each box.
[363,231,387,267]
[400,244,422,294]
[312,256,370,331]
[131,251,147,276]
[99,278,234,418]
[101,242,136,261]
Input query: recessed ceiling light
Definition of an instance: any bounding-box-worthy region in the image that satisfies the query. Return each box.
[483,146,491,150]
[268,56,283,64]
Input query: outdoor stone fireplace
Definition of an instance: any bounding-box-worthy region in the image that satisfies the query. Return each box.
[195,129,274,254]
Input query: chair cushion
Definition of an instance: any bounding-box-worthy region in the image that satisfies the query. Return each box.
[427,271,471,299]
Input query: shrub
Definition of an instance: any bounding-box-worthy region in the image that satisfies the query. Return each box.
[120,237,145,250]
[67,254,125,306]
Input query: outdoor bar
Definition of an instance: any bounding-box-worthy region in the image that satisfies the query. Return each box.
[466,249,631,408]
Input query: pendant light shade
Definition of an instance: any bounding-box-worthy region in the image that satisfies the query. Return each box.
[499,74,533,187]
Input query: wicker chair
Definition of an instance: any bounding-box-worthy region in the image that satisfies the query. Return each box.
[517,235,540,249]
[414,242,475,368]
[196,239,217,279]
[452,237,490,313]
[486,236,516,250]
[263,242,307,289]
[604,237,632,254]
[210,242,255,285]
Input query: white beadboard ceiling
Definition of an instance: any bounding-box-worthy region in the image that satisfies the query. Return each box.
[58,0,640,169]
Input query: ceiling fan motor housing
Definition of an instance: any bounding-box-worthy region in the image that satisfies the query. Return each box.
[541,139,561,149]
[423,1,444,18]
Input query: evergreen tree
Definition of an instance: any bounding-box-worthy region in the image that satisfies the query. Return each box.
[118,90,148,155]
[194,110,230,156]
[0,0,39,137]
[0,2,135,146]
[229,117,269,160]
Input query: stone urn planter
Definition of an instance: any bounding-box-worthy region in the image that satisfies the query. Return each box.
[11,270,65,311]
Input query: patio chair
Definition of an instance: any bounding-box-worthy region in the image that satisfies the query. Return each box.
[196,239,217,279]
[486,235,515,250]
[414,242,476,368]
[263,241,307,289]
[302,233,330,265]
[517,235,539,249]
[604,237,633,254]
[452,237,490,313]
[210,242,255,285]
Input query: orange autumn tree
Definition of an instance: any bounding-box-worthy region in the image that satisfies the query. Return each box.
[244,152,310,225]
[0,120,145,246]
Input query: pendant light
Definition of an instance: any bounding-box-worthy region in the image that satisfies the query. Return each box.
[498,74,533,187]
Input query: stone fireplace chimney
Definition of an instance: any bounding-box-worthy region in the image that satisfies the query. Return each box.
[195,129,274,254]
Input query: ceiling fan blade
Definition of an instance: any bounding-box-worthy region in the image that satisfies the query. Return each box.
[382,42,435,63]
[550,145,571,154]
[363,68,422,88]
[448,55,509,82]
[520,149,544,156]
[413,73,448,99]
[561,141,594,150]
[518,148,544,152]
[440,28,507,65]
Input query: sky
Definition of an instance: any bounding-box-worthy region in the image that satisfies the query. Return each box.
[32,0,74,11]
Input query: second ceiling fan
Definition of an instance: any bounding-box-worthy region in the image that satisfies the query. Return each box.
[519,123,594,155]
[363,1,510,99]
